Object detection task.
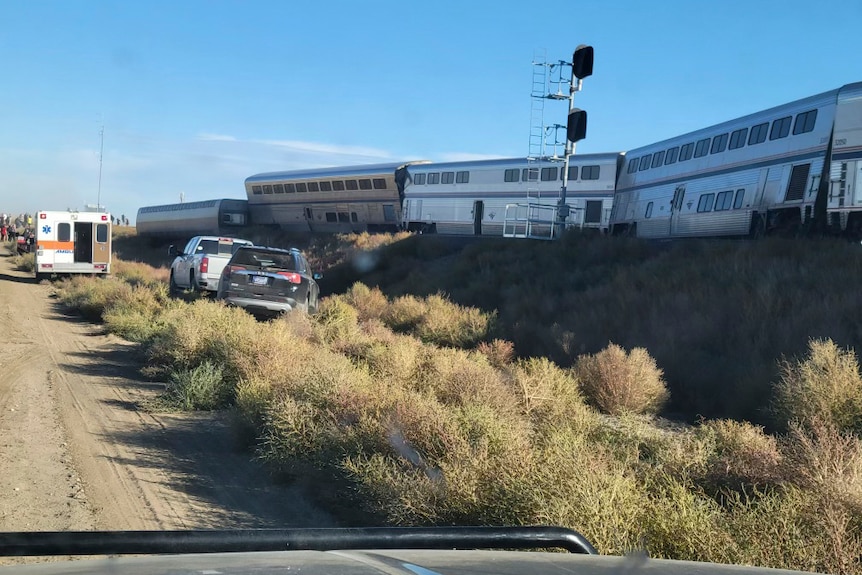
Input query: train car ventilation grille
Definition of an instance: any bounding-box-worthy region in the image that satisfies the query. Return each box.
[785,163,811,202]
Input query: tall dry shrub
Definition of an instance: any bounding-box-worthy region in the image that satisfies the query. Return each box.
[697,419,783,490]
[575,343,669,415]
[772,338,862,432]
[342,283,389,322]
[781,420,862,574]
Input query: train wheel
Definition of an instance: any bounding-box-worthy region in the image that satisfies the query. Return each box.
[750,215,767,239]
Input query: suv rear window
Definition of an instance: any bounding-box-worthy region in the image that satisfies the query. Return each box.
[232,249,297,270]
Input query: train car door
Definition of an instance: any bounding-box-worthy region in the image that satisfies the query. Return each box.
[473,201,484,235]
[669,185,685,236]
[74,222,93,263]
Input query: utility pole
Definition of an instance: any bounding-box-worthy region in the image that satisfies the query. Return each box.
[97,126,104,212]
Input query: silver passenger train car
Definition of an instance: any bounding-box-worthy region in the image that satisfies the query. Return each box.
[136,199,249,237]
[610,82,862,238]
[402,154,623,235]
[244,162,429,233]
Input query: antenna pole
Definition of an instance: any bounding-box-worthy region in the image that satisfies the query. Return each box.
[97,126,104,211]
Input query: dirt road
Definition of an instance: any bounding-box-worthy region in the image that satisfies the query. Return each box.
[0,253,334,541]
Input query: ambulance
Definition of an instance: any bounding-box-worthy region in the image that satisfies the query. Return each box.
[34,210,112,280]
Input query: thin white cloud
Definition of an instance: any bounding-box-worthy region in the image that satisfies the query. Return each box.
[253,139,391,160]
[197,133,238,142]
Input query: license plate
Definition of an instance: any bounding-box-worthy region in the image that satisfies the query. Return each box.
[251,275,268,286]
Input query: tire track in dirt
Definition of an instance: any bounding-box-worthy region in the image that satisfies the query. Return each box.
[0,255,334,539]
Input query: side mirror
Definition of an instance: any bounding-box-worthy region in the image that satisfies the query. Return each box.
[312,272,324,280]
[168,245,178,257]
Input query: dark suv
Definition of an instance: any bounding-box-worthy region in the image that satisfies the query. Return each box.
[216,246,322,317]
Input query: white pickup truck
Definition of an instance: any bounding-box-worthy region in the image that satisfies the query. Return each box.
[168,236,254,294]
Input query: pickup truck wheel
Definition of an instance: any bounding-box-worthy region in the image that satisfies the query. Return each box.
[189,271,198,292]
[169,271,180,296]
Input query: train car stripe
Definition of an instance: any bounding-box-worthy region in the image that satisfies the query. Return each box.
[833,150,862,161]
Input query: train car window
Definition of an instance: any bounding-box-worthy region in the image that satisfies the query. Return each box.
[319,181,333,192]
[58,223,71,242]
[645,201,653,219]
[770,116,792,140]
[679,143,694,161]
[346,180,359,190]
[665,147,679,164]
[639,155,651,171]
[696,193,715,212]
[263,185,273,194]
[729,128,748,150]
[332,180,345,191]
[793,109,818,135]
[427,173,440,184]
[582,165,600,180]
[651,151,665,168]
[734,188,745,209]
[504,169,519,182]
[351,212,358,222]
[456,171,469,183]
[338,212,349,222]
[627,158,639,174]
[441,172,455,184]
[308,182,320,192]
[413,173,426,185]
[285,183,296,193]
[383,205,397,221]
[711,133,728,154]
[359,179,373,190]
[715,190,733,211]
[296,183,307,193]
[274,184,284,194]
[694,138,710,158]
[373,178,387,189]
[252,185,263,195]
[326,212,337,222]
[749,122,769,145]
[567,166,578,180]
[540,167,558,181]
[522,168,538,181]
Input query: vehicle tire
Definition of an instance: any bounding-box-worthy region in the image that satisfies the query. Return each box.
[169,271,180,296]
[35,272,45,283]
[189,271,197,293]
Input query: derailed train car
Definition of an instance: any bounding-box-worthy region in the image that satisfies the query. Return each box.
[136,199,249,237]
[243,162,428,233]
[610,82,862,238]
[402,154,623,236]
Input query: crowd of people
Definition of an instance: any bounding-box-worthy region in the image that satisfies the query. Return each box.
[1,213,36,251]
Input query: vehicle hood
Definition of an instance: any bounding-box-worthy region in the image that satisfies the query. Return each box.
[4,549,820,575]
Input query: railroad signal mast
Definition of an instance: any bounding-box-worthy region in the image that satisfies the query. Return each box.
[556,45,593,235]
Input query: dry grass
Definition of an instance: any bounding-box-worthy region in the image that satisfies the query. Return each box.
[51,249,862,574]
[772,339,862,433]
[11,251,35,272]
[575,344,669,416]
[697,419,783,490]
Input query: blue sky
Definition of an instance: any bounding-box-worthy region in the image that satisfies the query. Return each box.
[0,0,859,223]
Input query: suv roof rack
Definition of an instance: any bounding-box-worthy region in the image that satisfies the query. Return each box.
[0,526,597,556]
